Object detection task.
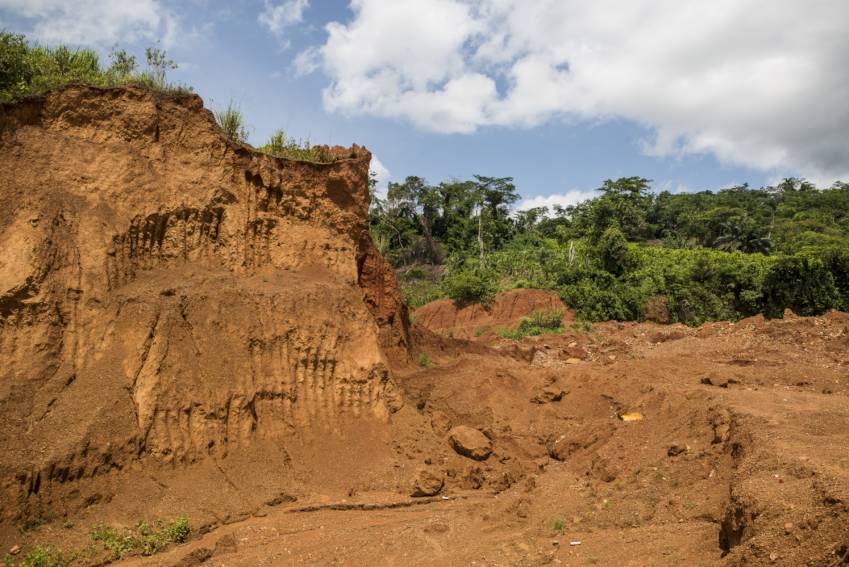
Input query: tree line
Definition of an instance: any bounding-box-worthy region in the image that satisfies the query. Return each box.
[369,175,849,323]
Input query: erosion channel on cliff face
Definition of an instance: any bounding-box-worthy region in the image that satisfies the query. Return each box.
[2,87,849,567]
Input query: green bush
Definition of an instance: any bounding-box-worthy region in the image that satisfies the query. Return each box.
[597,227,630,274]
[443,270,497,307]
[0,31,187,103]
[821,247,849,311]
[762,256,838,318]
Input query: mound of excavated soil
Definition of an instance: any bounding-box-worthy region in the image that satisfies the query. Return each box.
[414,288,573,339]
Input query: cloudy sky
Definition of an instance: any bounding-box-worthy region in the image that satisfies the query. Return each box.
[2,0,847,208]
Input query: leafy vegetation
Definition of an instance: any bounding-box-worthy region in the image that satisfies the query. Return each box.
[497,309,565,339]
[372,175,849,323]
[4,546,67,567]
[259,129,335,162]
[90,515,190,560]
[3,516,189,567]
[0,32,187,102]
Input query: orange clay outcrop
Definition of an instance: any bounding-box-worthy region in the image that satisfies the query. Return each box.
[414,288,572,339]
[0,86,408,521]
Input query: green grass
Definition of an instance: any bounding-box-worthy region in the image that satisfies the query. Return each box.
[497,309,565,340]
[260,129,338,163]
[417,353,431,368]
[551,518,566,532]
[1,32,190,104]
[90,515,189,560]
[4,546,67,567]
[214,101,249,143]
[569,320,593,333]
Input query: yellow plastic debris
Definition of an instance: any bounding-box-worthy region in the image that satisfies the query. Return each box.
[618,412,644,422]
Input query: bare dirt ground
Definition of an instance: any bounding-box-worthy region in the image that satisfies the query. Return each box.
[119,305,849,567]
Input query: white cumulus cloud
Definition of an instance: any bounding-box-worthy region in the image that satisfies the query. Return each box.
[369,155,391,199]
[516,190,598,213]
[259,0,308,45]
[300,0,849,183]
[0,0,178,46]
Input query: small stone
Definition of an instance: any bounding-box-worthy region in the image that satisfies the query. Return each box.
[667,443,688,457]
[565,358,581,365]
[531,385,566,404]
[769,552,779,562]
[411,467,444,497]
[448,425,492,460]
[784,522,794,533]
[9,545,21,556]
[430,410,452,435]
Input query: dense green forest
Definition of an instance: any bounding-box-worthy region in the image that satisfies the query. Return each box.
[369,175,849,323]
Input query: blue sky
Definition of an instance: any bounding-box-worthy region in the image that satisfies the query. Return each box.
[2,0,847,208]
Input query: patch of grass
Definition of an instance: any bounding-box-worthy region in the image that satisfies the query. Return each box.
[4,546,67,567]
[18,517,46,534]
[399,277,445,310]
[551,518,565,532]
[417,353,431,368]
[90,515,190,560]
[497,309,565,340]
[260,129,336,163]
[214,100,249,143]
[474,325,490,337]
[569,320,593,333]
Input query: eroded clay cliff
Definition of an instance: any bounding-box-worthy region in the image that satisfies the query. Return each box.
[0,86,409,520]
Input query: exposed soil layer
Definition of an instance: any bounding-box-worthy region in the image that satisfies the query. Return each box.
[1,90,848,566]
[414,288,572,340]
[0,86,411,548]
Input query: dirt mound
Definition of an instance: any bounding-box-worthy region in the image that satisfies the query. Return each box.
[414,288,572,339]
[0,86,411,532]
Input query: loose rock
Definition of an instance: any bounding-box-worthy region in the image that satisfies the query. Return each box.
[448,425,493,460]
[411,467,444,497]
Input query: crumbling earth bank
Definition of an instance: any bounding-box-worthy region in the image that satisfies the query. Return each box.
[0,86,409,522]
